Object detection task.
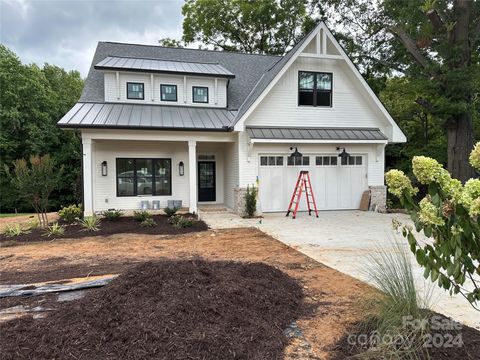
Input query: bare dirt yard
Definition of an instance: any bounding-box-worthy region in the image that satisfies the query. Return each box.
[1,227,479,359]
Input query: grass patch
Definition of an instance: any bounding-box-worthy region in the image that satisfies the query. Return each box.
[0,213,34,218]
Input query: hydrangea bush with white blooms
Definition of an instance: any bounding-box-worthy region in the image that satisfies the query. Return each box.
[386,142,480,307]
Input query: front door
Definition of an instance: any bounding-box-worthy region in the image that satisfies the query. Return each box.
[198,161,216,202]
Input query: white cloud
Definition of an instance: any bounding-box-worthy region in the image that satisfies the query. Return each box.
[0,0,184,75]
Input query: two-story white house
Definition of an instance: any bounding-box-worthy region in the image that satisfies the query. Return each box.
[58,22,406,216]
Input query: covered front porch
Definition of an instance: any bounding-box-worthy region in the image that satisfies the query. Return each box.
[81,129,237,216]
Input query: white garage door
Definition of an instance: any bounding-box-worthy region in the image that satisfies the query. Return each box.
[258,154,368,212]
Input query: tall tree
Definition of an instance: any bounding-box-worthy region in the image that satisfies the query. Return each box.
[180,0,317,54]
[318,0,480,182]
[0,45,83,212]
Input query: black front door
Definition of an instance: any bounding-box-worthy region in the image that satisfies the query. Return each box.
[198,161,216,202]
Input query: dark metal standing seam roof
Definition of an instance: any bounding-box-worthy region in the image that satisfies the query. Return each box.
[95,56,235,78]
[246,127,388,141]
[58,102,237,131]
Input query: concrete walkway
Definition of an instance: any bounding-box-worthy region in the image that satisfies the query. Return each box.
[201,210,480,330]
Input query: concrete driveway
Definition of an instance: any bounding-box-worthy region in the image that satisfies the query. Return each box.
[201,210,480,330]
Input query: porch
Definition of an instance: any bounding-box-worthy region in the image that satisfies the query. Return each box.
[81,129,237,216]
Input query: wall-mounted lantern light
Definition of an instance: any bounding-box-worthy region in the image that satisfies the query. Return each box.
[289,147,303,158]
[101,161,108,176]
[179,161,185,176]
[336,147,350,161]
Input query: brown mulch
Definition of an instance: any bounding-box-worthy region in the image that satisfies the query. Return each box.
[0,214,208,243]
[0,259,312,360]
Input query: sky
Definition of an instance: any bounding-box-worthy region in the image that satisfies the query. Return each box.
[0,0,185,76]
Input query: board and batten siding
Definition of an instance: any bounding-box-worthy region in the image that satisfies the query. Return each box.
[223,133,240,208]
[104,72,227,107]
[92,140,191,212]
[244,57,394,139]
[237,140,385,189]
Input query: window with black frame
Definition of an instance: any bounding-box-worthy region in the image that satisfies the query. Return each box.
[192,86,209,103]
[160,84,177,102]
[116,158,171,196]
[126,82,144,100]
[298,71,332,107]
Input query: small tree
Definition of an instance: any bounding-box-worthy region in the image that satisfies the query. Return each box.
[386,143,480,308]
[7,155,63,227]
[244,184,258,218]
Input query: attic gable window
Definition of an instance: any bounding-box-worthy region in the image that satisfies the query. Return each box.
[161,84,177,102]
[126,82,144,100]
[298,71,332,107]
[192,86,209,103]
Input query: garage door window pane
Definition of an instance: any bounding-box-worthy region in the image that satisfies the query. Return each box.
[341,156,348,165]
[356,156,362,165]
[323,156,330,166]
[348,156,355,165]
[276,156,283,165]
[331,156,338,165]
[316,156,323,165]
[260,156,268,166]
[268,156,276,166]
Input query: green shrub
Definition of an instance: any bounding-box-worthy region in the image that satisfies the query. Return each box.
[140,218,157,227]
[244,184,258,217]
[3,223,29,237]
[58,204,82,224]
[102,209,123,221]
[133,210,151,222]
[386,142,480,304]
[163,207,178,217]
[80,216,100,232]
[168,215,194,229]
[43,222,65,238]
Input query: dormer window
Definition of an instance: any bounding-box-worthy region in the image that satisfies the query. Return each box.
[161,84,177,102]
[127,82,144,100]
[192,86,209,103]
[298,71,332,107]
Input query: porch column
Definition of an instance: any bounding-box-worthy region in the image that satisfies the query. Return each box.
[82,138,94,216]
[188,140,197,214]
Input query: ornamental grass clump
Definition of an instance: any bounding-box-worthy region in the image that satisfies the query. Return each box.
[80,216,100,232]
[385,142,480,306]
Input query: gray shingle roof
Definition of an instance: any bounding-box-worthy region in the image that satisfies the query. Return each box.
[80,42,281,111]
[95,56,235,78]
[58,102,237,130]
[246,127,388,141]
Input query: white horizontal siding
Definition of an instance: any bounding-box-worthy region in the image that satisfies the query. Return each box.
[92,140,190,212]
[223,133,239,208]
[244,57,392,135]
[104,72,227,108]
[239,142,384,188]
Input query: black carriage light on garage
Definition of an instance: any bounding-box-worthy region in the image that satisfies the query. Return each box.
[289,147,303,158]
[101,161,108,176]
[179,161,185,176]
[336,147,350,161]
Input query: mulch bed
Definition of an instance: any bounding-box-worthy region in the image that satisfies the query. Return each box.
[331,314,480,360]
[0,214,208,243]
[0,259,312,360]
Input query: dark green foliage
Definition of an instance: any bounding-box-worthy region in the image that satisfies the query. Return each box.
[0,45,83,213]
[140,218,157,227]
[102,209,123,221]
[58,204,82,224]
[168,215,194,228]
[7,155,63,227]
[244,185,258,218]
[163,207,179,217]
[181,0,316,54]
[133,210,151,222]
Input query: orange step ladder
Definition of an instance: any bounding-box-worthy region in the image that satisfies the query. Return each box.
[286,171,319,219]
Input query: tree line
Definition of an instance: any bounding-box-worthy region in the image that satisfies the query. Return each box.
[0,45,83,213]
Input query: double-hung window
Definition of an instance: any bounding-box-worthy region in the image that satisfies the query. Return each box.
[298,71,332,107]
[192,86,209,103]
[126,82,144,100]
[160,84,177,102]
[116,158,171,197]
